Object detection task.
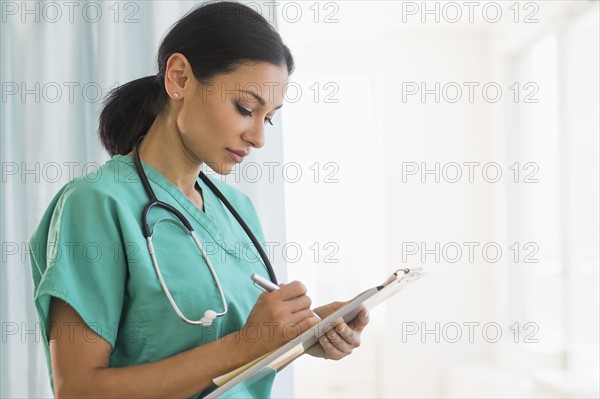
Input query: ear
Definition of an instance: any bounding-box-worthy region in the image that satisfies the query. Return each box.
[164,53,192,99]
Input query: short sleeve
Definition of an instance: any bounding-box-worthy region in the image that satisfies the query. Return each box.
[29,180,127,349]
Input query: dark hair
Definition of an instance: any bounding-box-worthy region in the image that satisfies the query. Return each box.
[99,1,294,156]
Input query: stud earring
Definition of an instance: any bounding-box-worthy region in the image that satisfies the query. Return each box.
[173,92,179,98]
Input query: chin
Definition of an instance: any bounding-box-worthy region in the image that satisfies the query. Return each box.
[206,161,235,176]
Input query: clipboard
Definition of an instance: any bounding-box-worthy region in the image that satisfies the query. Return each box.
[204,268,426,398]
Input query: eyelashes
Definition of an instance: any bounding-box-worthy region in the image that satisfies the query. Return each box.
[236,103,274,126]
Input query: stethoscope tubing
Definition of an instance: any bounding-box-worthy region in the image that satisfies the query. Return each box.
[198,172,278,284]
[132,139,277,325]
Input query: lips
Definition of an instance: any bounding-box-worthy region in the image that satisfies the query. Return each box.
[227,149,249,157]
[226,148,248,163]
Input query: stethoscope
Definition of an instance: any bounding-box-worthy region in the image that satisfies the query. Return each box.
[132,141,277,326]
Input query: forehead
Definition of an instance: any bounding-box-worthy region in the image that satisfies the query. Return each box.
[202,62,289,105]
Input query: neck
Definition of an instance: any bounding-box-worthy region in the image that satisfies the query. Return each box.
[136,114,203,202]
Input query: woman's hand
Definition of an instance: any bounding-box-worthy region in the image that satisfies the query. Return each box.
[241,281,321,357]
[307,302,370,361]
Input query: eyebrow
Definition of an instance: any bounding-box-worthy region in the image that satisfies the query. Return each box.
[240,90,283,110]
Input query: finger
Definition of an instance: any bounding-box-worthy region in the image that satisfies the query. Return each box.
[327,324,358,351]
[320,332,350,360]
[277,281,308,300]
[318,324,353,354]
[281,312,320,341]
[284,309,319,331]
[285,295,312,313]
[348,307,370,332]
[256,291,269,302]
[291,310,321,330]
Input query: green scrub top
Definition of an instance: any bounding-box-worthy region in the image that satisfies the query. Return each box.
[28,155,276,398]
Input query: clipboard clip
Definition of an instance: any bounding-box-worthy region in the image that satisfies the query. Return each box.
[381,267,425,287]
[397,267,424,275]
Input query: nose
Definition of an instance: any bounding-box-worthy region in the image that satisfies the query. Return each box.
[242,120,265,149]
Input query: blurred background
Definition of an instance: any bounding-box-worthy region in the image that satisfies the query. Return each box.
[1,1,598,398]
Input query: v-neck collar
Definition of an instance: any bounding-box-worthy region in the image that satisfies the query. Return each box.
[112,155,225,242]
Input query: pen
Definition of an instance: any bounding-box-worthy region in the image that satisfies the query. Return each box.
[251,273,280,292]
[251,274,324,322]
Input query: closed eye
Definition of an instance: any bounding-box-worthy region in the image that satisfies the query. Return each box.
[236,103,274,126]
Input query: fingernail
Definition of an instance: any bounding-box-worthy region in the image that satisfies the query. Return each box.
[336,326,345,333]
[322,336,329,343]
[364,311,370,319]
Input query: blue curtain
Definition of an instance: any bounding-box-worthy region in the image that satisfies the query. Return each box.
[0,1,290,397]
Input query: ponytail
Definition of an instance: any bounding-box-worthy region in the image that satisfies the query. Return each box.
[98,75,168,156]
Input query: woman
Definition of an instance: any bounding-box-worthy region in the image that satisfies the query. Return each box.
[28,1,369,398]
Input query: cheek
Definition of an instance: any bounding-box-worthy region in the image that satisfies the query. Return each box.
[177,99,244,146]
[176,103,203,138]
[176,102,217,143]
[209,104,245,136]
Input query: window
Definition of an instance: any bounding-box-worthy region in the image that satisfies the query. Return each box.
[511,7,599,371]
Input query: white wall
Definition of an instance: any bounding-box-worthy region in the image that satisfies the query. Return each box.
[279,1,599,398]
[278,2,499,397]
[381,28,497,398]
